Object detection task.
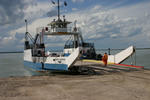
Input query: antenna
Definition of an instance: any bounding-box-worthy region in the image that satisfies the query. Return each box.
[25,19,28,33]
[25,19,28,41]
[58,0,60,20]
[51,0,67,20]
[74,20,77,28]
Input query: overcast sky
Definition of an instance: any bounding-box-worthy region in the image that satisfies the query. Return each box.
[0,0,150,51]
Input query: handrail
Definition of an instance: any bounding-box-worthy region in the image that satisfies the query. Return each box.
[36,26,81,34]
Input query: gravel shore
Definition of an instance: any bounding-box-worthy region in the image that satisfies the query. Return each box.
[0,68,150,100]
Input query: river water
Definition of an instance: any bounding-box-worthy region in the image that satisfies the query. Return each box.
[0,49,150,78]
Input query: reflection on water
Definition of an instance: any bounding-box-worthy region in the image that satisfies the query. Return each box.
[0,49,150,78]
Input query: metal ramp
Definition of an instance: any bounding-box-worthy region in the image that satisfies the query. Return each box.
[72,60,143,75]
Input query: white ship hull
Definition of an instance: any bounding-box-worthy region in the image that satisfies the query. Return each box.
[24,47,80,71]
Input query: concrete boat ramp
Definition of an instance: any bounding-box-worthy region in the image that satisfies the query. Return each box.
[68,60,143,75]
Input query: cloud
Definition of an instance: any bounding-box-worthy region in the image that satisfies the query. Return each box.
[1,1,150,51]
[0,0,55,26]
[72,8,78,11]
[110,1,150,18]
[0,0,58,51]
[47,10,57,17]
[0,0,35,25]
[24,1,56,20]
[0,0,56,37]
[65,6,143,40]
[72,0,85,3]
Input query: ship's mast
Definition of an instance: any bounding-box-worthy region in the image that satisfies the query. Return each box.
[25,19,28,41]
[51,0,67,21]
[57,0,60,20]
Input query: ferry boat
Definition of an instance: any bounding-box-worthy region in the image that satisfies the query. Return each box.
[24,0,135,71]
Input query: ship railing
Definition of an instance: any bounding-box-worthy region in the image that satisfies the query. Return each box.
[45,51,70,57]
[36,27,81,35]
